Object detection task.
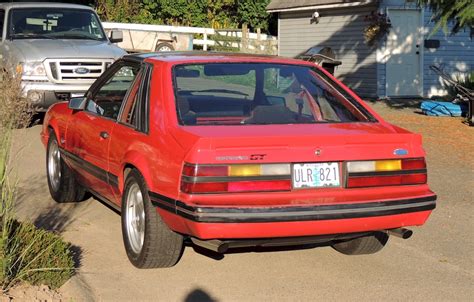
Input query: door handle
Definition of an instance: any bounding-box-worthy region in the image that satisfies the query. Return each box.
[99,131,110,139]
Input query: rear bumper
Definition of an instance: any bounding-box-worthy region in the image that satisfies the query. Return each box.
[152,193,436,239]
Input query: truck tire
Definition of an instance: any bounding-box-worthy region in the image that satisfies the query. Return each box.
[46,131,85,203]
[155,42,174,52]
[332,232,389,255]
[121,169,183,268]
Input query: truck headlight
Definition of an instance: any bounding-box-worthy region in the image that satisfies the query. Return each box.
[17,62,46,76]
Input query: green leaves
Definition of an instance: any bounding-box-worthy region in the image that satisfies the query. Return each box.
[94,0,273,32]
[237,0,271,30]
[417,0,474,35]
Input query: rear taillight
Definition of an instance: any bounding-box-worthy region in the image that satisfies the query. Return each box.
[181,163,291,194]
[347,158,427,188]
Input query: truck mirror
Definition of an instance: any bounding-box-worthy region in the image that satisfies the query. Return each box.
[68,97,86,111]
[109,30,123,43]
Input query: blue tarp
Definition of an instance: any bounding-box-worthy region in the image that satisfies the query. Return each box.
[420,101,467,117]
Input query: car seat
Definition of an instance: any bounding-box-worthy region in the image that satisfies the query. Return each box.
[177,96,197,125]
[244,105,297,124]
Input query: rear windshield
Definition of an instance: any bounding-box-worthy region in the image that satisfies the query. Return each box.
[173,63,374,126]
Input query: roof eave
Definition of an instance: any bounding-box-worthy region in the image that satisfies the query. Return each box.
[267,0,376,13]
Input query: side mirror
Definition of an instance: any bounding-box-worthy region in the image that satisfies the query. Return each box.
[109,30,123,43]
[68,97,86,111]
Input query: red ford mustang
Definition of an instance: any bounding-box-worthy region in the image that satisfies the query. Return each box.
[41,53,436,268]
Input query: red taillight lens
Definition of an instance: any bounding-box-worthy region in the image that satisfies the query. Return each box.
[347,158,427,188]
[182,164,228,177]
[347,173,427,188]
[401,173,427,184]
[181,182,228,193]
[181,180,292,194]
[228,180,291,192]
[181,163,291,194]
[401,158,426,170]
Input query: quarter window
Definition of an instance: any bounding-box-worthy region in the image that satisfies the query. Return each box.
[86,65,140,120]
[0,10,5,39]
[120,72,143,127]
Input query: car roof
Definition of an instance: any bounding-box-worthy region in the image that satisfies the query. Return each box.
[0,2,94,10]
[125,52,314,66]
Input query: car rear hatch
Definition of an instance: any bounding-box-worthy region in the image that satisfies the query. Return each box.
[171,122,434,207]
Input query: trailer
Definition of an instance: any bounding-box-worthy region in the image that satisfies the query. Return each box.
[102,22,194,52]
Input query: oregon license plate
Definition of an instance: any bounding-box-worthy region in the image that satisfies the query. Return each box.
[292,163,340,188]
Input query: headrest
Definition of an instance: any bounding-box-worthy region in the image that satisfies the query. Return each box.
[246,105,296,124]
[177,96,190,115]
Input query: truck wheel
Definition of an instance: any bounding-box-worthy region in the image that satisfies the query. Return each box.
[121,169,183,268]
[332,232,389,255]
[155,42,174,52]
[46,131,85,203]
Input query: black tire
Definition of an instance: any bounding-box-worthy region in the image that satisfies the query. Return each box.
[46,131,85,203]
[121,169,183,268]
[332,232,389,255]
[155,42,174,52]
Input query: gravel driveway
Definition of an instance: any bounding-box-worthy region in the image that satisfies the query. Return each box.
[11,101,473,301]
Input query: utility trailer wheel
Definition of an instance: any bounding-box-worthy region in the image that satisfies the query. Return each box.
[155,42,174,52]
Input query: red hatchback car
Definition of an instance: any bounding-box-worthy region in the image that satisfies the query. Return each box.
[41,53,436,268]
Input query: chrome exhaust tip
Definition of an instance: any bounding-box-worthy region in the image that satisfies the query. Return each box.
[387,228,413,239]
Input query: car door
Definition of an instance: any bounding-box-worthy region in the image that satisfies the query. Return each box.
[65,61,142,202]
[106,63,151,204]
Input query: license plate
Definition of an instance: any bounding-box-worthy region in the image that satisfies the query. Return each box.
[71,93,85,98]
[292,163,340,188]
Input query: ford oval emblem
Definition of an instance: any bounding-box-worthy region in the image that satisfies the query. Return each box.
[393,148,409,156]
[74,67,90,74]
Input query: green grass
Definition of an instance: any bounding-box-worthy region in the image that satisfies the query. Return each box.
[0,66,75,291]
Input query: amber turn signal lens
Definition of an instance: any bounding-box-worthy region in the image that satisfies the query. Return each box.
[229,165,261,176]
[375,160,401,171]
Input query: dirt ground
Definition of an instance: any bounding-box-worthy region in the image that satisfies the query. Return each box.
[8,101,474,301]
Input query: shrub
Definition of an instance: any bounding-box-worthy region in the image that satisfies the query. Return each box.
[446,71,474,98]
[1,220,75,290]
[0,67,74,291]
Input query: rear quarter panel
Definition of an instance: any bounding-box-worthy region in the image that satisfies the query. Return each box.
[114,61,187,200]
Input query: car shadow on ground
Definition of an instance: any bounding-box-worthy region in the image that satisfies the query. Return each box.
[15,175,85,269]
[188,240,332,261]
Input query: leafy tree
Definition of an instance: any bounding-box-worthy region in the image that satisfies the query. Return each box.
[417,0,474,34]
[237,0,271,31]
[42,0,275,33]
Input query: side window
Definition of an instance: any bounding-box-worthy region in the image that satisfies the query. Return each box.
[119,64,151,132]
[0,10,5,39]
[119,72,143,126]
[86,64,140,120]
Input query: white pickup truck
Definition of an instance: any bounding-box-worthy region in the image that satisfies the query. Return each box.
[0,2,126,111]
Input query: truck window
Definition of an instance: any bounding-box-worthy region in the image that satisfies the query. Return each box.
[8,8,106,41]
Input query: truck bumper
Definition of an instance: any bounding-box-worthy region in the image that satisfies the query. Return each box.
[152,193,436,239]
[22,81,91,111]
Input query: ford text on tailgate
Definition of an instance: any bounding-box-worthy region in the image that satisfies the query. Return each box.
[41,53,436,268]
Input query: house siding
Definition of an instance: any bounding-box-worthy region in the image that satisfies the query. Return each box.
[377,0,473,98]
[279,5,378,97]
[422,10,473,97]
